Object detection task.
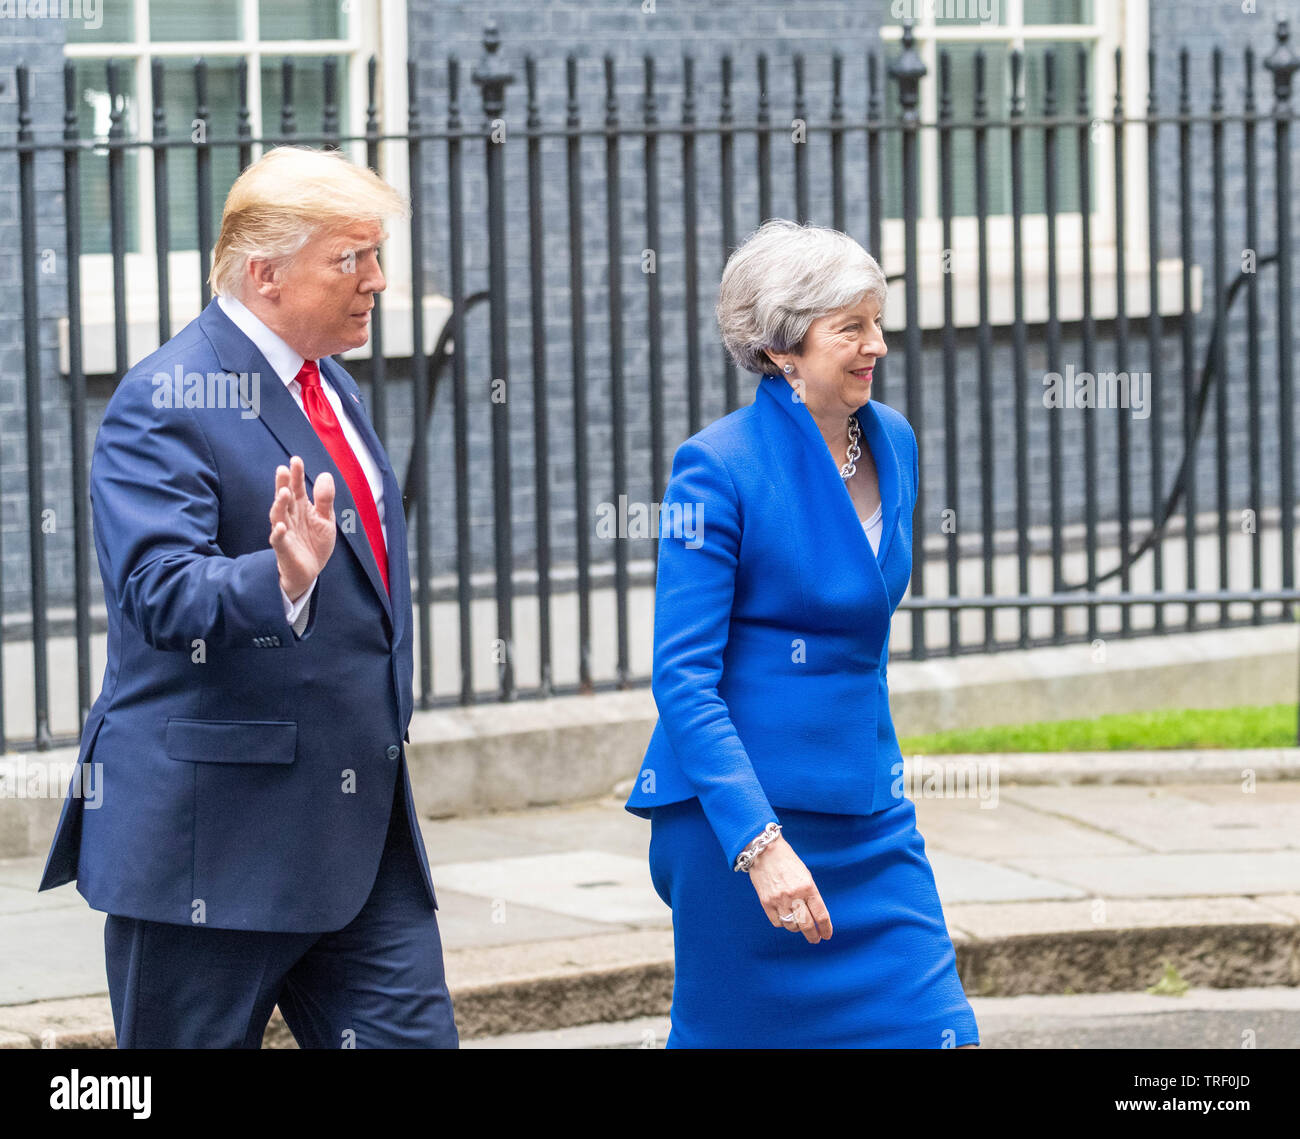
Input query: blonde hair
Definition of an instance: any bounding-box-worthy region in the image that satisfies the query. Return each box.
[210,146,411,298]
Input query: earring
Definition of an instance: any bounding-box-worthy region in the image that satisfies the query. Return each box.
[783,364,793,374]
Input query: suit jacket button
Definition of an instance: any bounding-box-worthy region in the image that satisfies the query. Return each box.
[386,744,400,761]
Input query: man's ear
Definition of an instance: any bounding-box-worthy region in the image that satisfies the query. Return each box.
[248,257,282,301]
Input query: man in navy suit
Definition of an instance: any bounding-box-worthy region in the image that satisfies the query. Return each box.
[38,146,457,1048]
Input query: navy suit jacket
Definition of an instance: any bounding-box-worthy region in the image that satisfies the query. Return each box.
[625,373,919,869]
[38,298,437,932]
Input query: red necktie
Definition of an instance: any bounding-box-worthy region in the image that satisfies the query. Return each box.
[295,359,389,594]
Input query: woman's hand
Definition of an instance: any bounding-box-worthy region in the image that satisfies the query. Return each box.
[747,835,833,944]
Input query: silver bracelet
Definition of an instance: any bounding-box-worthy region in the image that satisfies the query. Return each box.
[733,822,782,873]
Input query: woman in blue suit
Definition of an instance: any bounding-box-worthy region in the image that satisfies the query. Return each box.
[626,219,979,1049]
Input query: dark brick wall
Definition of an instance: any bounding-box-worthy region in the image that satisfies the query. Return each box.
[0,15,69,617]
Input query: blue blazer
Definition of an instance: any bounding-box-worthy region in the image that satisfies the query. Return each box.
[625,373,919,868]
[38,298,436,932]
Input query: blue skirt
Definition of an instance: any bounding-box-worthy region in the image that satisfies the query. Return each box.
[648,794,980,1049]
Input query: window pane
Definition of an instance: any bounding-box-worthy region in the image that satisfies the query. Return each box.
[260,0,343,41]
[940,44,1010,217]
[1020,42,1093,215]
[158,59,244,252]
[261,56,350,139]
[66,2,133,43]
[74,61,141,255]
[150,0,241,42]
[1024,1,1093,24]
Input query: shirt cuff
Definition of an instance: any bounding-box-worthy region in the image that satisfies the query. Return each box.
[281,579,316,636]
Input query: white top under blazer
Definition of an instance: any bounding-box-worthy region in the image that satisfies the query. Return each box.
[862,502,884,557]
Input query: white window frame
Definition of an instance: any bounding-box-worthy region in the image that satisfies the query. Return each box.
[877,0,1197,331]
[60,0,444,375]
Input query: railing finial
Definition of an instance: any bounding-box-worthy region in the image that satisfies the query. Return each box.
[888,20,927,122]
[1265,18,1298,107]
[472,17,515,119]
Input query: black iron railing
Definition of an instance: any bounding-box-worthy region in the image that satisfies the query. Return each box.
[2,18,1299,751]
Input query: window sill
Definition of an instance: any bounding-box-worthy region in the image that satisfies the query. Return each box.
[881,251,1201,332]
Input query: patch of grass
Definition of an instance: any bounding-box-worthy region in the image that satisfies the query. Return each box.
[899,704,1298,754]
[1146,961,1190,997]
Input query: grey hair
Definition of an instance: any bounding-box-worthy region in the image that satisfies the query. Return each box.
[715,218,888,375]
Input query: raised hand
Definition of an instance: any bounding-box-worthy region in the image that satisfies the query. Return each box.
[269,456,336,600]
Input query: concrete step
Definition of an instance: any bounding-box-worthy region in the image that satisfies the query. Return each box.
[463,986,1300,1048]
[3,912,1298,1047]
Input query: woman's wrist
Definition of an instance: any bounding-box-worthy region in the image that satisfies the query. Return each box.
[734,822,782,872]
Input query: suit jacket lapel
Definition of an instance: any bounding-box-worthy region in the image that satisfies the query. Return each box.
[200,299,395,629]
[858,397,902,569]
[758,374,904,616]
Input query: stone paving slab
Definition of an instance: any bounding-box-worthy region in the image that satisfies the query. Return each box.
[927,850,1088,903]
[0,881,87,916]
[0,906,108,1007]
[433,887,618,947]
[414,817,570,864]
[419,802,652,864]
[432,851,670,926]
[0,859,49,890]
[1004,851,1300,899]
[913,794,1145,858]
[999,783,1300,854]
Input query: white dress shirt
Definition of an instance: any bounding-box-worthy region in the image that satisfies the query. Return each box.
[217,294,388,635]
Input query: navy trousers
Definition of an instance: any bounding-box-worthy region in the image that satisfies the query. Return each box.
[103,774,458,1049]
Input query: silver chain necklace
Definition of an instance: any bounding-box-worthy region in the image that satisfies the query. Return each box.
[840,415,861,480]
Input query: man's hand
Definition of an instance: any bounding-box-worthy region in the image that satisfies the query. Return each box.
[269,457,336,600]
